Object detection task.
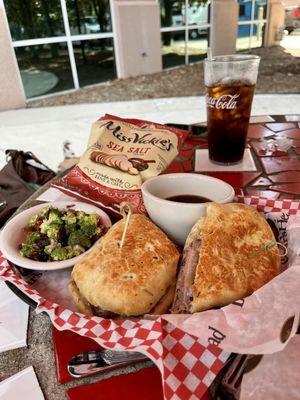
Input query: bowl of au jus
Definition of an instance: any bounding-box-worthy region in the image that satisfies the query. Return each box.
[141,173,235,245]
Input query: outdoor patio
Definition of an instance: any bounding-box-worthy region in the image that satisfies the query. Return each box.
[0,93,300,171]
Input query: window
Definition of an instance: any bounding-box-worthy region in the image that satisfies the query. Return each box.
[161,31,185,69]
[4,0,115,99]
[238,0,253,22]
[187,28,209,63]
[250,22,265,48]
[160,0,210,68]
[237,0,268,51]
[73,38,116,86]
[239,5,246,17]
[15,43,74,97]
[4,0,65,41]
[67,0,112,34]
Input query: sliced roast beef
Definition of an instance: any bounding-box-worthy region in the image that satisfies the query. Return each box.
[171,239,201,314]
[90,305,118,318]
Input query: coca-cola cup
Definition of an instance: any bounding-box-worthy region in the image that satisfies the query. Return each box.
[204,55,260,164]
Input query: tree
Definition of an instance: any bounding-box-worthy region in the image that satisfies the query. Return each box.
[4,0,63,58]
[91,0,110,32]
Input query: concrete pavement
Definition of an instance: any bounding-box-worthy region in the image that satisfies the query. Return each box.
[1,93,300,171]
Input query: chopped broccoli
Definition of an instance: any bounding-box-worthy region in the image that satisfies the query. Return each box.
[78,213,101,237]
[27,214,38,228]
[20,206,102,262]
[20,243,34,258]
[76,211,86,222]
[40,209,63,235]
[68,230,91,248]
[25,231,41,245]
[38,206,51,218]
[65,223,77,235]
[45,224,62,240]
[48,209,63,224]
[62,211,77,225]
[44,242,57,255]
[40,220,50,235]
[62,211,77,235]
[50,246,75,261]
[40,220,59,236]
[20,232,41,258]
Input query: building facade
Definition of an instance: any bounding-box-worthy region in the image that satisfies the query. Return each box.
[0,0,291,109]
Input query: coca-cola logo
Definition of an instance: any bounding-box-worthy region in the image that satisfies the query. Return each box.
[206,94,239,109]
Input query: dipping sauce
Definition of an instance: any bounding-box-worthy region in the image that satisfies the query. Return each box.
[165,194,211,203]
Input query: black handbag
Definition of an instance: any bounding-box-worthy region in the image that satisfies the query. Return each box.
[0,150,56,227]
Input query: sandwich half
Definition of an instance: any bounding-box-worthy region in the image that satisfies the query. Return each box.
[172,202,281,314]
[69,214,179,317]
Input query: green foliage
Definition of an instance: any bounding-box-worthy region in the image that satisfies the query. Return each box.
[4,0,112,42]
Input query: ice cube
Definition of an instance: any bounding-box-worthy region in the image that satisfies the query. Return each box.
[219,77,233,86]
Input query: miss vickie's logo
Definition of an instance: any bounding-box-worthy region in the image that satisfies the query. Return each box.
[100,121,175,151]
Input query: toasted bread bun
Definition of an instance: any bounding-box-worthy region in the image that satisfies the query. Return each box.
[71,214,179,317]
[192,203,280,312]
[150,283,176,315]
[68,280,93,316]
[173,203,281,314]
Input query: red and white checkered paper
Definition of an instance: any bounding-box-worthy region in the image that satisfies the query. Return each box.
[1,196,300,400]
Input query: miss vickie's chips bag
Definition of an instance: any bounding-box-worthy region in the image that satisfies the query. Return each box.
[52,115,190,216]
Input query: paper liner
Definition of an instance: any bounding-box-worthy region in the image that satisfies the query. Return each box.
[1,196,300,400]
[240,335,300,399]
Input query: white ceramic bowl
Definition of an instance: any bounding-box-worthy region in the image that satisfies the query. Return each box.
[141,173,235,246]
[0,201,112,270]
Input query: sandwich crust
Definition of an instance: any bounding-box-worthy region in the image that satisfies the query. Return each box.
[68,280,93,316]
[71,214,179,316]
[191,203,281,313]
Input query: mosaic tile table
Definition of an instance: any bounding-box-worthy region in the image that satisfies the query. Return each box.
[168,115,300,201]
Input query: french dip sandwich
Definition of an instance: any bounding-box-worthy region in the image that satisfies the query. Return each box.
[69,214,179,317]
[172,203,281,314]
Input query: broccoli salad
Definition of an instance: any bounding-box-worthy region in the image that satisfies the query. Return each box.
[20,206,105,262]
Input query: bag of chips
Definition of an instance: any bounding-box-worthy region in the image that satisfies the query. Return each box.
[52,115,190,216]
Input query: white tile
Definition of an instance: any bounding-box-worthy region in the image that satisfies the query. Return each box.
[250,115,274,123]
[195,149,257,172]
[0,367,44,400]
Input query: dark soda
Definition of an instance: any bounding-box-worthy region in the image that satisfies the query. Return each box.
[206,79,255,164]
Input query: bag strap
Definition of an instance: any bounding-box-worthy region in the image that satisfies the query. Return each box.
[5,150,55,174]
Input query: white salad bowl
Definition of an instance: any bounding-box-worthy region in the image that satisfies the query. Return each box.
[141,173,235,246]
[0,201,112,271]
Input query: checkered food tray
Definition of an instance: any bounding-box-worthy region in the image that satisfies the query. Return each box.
[1,196,300,400]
